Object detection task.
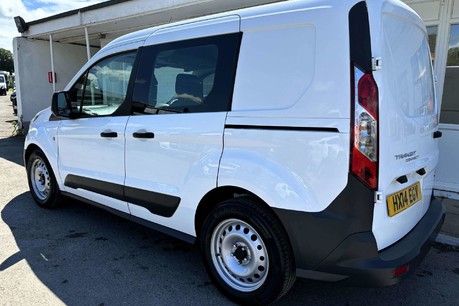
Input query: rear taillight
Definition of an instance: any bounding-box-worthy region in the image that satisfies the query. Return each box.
[351,66,378,190]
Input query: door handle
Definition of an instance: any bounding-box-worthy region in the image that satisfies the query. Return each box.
[433,131,442,139]
[100,131,118,138]
[133,131,155,139]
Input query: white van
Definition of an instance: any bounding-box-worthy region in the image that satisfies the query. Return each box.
[25,0,445,304]
[0,74,7,95]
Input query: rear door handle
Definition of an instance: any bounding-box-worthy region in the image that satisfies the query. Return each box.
[133,131,155,139]
[100,131,118,138]
[433,131,442,139]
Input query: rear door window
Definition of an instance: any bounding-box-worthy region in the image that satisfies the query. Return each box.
[131,33,241,114]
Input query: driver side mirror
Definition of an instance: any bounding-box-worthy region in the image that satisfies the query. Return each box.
[51,91,79,119]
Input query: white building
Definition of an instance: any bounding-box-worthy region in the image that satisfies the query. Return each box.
[12,0,459,199]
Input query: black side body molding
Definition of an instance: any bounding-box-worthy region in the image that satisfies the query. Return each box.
[125,186,180,217]
[64,174,180,217]
[65,174,124,200]
[225,124,339,133]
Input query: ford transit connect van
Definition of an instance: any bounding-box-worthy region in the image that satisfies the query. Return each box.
[25,0,445,304]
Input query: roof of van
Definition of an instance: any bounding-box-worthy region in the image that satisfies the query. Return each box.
[103,0,343,50]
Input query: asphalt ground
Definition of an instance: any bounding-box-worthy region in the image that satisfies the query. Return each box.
[1,93,458,305]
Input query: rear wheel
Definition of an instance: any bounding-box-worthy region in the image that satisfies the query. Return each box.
[26,150,61,208]
[200,197,296,305]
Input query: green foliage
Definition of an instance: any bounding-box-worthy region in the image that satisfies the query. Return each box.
[11,115,24,137]
[0,48,14,73]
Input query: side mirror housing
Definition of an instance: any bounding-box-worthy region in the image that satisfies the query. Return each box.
[51,91,78,118]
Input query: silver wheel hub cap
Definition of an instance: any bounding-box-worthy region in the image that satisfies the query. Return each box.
[210,218,269,292]
[31,159,50,201]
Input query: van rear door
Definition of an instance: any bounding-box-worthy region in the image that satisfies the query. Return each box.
[366,0,440,250]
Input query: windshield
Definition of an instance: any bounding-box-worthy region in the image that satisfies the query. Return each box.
[0,76,5,82]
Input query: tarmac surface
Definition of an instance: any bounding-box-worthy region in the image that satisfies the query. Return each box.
[1,92,458,305]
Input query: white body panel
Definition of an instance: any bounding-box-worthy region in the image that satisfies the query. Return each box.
[57,116,130,213]
[219,119,349,212]
[233,1,354,120]
[124,113,226,236]
[145,15,240,45]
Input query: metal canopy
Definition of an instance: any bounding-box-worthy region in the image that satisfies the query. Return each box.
[17,0,282,48]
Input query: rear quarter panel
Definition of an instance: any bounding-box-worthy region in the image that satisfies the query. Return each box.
[219,124,349,212]
[220,1,359,212]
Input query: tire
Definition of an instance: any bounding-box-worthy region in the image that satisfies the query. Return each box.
[200,197,296,305]
[26,150,61,208]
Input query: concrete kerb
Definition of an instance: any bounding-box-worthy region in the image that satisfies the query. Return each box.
[436,234,459,247]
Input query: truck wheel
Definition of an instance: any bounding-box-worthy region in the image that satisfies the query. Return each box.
[26,150,61,208]
[200,197,296,305]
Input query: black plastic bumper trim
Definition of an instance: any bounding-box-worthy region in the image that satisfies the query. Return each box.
[283,196,445,287]
[274,174,375,269]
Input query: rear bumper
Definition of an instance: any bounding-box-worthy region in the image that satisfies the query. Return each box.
[274,174,445,286]
[294,197,445,286]
[314,197,444,286]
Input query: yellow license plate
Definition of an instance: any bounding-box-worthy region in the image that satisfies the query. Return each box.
[387,182,422,217]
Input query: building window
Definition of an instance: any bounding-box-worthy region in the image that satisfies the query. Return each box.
[441,24,459,124]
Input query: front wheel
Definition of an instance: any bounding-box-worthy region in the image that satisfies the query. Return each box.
[200,197,296,305]
[26,150,61,208]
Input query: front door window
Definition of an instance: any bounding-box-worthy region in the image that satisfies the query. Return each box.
[68,52,136,117]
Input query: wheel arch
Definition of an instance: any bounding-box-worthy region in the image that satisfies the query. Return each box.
[24,142,62,190]
[24,143,42,165]
[194,186,292,247]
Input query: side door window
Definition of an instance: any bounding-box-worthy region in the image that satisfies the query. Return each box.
[68,52,136,117]
[131,33,240,114]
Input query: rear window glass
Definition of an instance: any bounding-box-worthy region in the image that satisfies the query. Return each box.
[383,15,436,118]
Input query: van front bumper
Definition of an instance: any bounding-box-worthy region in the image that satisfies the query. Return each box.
[274,175,445,286]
